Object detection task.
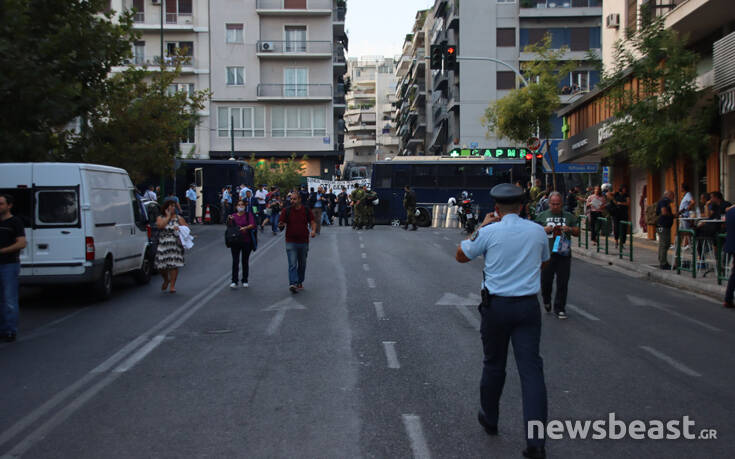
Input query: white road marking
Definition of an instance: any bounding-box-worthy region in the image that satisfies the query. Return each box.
[361,252,367,259]
[627,295,721,332]
[443,236,450,241]
[431,242,441,249]
[0,234,285,456]
[367,278,376,288]
[362,264,370,272]
[435,292,481,306]
[382,341,400,369]
[566,304,601,321]
[455,305,480,331]
[360,243,365,249]
[374,302,386,320]
[402,414,432,459]
[263,297,307,336]
[114,335,166,373]
[640,345,702,377]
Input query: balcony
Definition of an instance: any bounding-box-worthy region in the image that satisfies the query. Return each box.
[333,7,346,35]
[333,48,347,66]
[448,0,459,29]
[520,0,601,8]
[257,84,332,100]
[433,71,448,91]
[119,55,198,72]
[256,41,332,58]
[519,0,602,17]
[347,136,377,149]
[256,0,332,15]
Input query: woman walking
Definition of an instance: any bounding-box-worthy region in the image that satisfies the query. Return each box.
[155,199,187,293]
[586,186,607,245]
[228,200,256,289]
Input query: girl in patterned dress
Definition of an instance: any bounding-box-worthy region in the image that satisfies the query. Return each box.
[155,199,187,293]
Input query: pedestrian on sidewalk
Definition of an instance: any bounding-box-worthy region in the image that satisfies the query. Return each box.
[678,184,695,250]
[0,195,26,343]
[656,191,674,270]
[612,185,630,249]
[536,192,579,319]
[279,192,316,293]
[723,204,735,308]
[227,200,256,289]
[155,199,187,293]
[586,186,606,244]
[455,183,550,459]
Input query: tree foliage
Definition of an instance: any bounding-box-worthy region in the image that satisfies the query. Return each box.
[0,0,137,161]
[602,18,713,199]
[482,35,577,143]
[249,155,307,192]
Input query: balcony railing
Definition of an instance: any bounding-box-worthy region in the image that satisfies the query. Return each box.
[256,0,332,11]
[257,84,332,98]
[124,56,196,68]
[166,13,193,25]
[256,40,332,54]
[333,7,346,21]
[520,0,601,8]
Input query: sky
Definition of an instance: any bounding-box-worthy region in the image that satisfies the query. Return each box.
[345,0,436,59]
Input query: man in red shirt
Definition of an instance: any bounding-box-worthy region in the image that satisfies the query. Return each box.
[279,192,317,293]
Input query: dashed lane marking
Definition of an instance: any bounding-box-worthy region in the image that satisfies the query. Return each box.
[566,304,601,321]
[367,278,376,288]
[361,253,367,259]
[640,345,702,377]
[363,264,370,272]
[374,302,386,320]
[382,341,400,369]
[402,414,431,459]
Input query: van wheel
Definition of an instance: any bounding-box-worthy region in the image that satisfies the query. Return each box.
[133,253,152,285]
[94,261,113,301]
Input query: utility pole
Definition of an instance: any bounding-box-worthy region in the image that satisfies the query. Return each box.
[160,0,164,65]
[230,115,235,159]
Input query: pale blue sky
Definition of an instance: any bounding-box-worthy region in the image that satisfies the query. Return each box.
[346,0,435,59]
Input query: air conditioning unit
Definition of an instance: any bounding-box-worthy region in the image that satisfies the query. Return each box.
[259,42,275,52]
[184,17,192,24]
[606,13,620,29]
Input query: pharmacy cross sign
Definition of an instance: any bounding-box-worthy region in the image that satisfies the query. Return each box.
[446,147,530,160]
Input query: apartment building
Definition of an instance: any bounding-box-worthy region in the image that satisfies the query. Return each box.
[110,0,212,158]
[423,0,602,155]
[394,10,432,156]
[343,57,400,167]
[557,0,734,238]
[208,0,348,178]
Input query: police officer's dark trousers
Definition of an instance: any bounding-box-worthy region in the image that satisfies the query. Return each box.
[480,295,547,449]
[540,254,571,313]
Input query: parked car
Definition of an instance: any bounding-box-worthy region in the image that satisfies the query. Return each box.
[0,163,152,300]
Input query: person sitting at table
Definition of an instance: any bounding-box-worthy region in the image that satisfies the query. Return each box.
[695,191,727,262]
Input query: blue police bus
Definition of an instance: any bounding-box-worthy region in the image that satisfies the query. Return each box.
[371,155,528,226]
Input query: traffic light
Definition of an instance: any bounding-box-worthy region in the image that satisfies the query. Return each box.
[525,152,533,160]
[445,45,457,69]
[536,152,543,159]
[430,44,443,70]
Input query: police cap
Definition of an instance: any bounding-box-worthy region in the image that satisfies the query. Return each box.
[490,183,524,204]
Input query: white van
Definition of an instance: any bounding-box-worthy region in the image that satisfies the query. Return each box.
[0,163,152,299]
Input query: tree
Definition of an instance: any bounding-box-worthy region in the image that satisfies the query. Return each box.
[69,59,210,183]
[482,35,577,190]
[249,155,307,192]
[602,18,713,205]
[0,0,137,161]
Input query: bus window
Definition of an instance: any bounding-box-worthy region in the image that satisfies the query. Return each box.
[437,165,463,187]
[411,165,435,188]
[374,165,391,189]
[465,165,492,188]
[394,170,409,188]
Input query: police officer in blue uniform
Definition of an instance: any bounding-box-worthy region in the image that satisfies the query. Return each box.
[456,183,551,459]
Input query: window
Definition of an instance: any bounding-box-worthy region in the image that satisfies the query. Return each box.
[284,68,308,96]
[497,71,516,90]
[411,165,435,188]
[528,28,547,46]
[167,83,195,97]
[285,26,307,52]
[497,28,516,47]
[181,125,195,144]
[271,106,326,137]
[132,0,144,22]
[571,71,589,91]
[570,28,590,51]
[218,107,265,137]
[226,67,245,85]
[166,0,192,23]
[36,190,79,225]
[226,24,244,43]
[165,41,193,64]
[627,0,638,33]
[133,41,145,65]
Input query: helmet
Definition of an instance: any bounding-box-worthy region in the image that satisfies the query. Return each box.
[448,197,457,206]
[461,191,468,199]
[601,183,612,192]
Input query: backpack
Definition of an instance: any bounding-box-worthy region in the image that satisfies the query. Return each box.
[645,204,658,225]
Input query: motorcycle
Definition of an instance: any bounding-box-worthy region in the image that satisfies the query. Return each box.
[456,197,477,234]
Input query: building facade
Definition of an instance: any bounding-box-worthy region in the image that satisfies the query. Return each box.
[113,0,348,179]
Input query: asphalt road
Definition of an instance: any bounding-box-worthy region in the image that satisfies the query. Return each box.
[0,224,733,458]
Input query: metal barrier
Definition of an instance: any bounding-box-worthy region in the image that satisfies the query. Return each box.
[717,233,729,285]
[619,220,633,261]
[578,215,588,250]
[676,229,697,277]
[597,217,609,254]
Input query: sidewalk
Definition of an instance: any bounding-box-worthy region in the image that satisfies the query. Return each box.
[571,234,727,301]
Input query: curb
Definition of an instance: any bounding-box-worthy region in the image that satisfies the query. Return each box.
[571,246,726,301]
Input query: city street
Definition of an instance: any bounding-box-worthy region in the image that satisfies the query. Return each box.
[0,225,732,458]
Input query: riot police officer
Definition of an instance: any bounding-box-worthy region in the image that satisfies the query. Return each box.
[455,183,551,459]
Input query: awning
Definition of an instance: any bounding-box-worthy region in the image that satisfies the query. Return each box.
[719,87,735,114]
[557,120,609,164]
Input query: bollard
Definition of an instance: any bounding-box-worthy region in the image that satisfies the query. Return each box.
[578,215,588,250]
[597,217,609,255]
[676,229,696,278]
[717,233,728,285]
[619,220,633,261]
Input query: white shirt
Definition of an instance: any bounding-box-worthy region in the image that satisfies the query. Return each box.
[679,192,693,217]
[255,188,268,204]
[143,190,157,201]
[186,189,197,201]
[239,187,252,200]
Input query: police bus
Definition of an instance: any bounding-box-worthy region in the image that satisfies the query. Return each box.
[370,148,530,226]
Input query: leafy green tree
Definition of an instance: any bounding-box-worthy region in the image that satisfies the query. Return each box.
[482,35,576,189]
[602,18,713,205]
[249,155,307,192]
[71,59,210,183]
[0,0,137,161]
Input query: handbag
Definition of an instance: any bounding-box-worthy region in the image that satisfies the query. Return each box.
[224,220,241,248]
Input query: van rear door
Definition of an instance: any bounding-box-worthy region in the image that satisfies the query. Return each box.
[32,166,85,276]
[0,164,33,275]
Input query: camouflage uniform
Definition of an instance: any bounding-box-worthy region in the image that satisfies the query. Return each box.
[363,187,377,229]
[403,188,417,230]
[350,187,366,229]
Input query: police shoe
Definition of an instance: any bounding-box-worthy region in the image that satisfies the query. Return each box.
[477,411,498,436]
[522,446,546,459]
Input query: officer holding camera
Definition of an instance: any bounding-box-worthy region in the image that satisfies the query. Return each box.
[455,183,551,459]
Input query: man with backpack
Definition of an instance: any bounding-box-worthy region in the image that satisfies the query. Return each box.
[279,192,317,293]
